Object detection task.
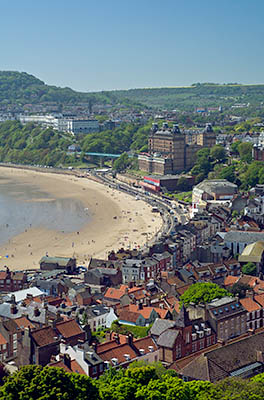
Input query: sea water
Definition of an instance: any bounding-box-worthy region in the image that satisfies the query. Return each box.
[0,177,90,246]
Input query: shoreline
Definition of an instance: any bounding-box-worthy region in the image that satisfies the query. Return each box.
[0,166,163,271]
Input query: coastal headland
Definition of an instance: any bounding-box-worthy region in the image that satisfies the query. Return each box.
[0,167,162,270]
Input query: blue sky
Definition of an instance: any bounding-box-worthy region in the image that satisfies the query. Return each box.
[1,0,263,91]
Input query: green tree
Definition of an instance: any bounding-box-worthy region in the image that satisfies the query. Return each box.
[196,148,210,162]
[240,161,261,189]
[177,177,190,191]
[113,152,131,172]
[238,142,253,162]
[180,282,231,307]
[242,262,257,276]
[228,282,250,298]
[210,145,227,163]
[198,377,264,400]
[230,141,242,155]
[135,375,189,400]
[218,165,236,183]
[0,365,98,400]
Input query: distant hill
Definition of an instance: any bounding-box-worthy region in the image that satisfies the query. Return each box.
[0,71,118,106]
[110,83,264,110]
[1,71,264,110]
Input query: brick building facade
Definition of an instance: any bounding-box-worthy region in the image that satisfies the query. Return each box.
[138,123,216,175]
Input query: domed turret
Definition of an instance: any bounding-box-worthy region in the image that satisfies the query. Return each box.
[204,123,213,133]
[172,124,181,134]
[151,123,158,133]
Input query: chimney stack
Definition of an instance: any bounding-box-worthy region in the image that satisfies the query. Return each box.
[126,333,133,346]
[63,353,71,369]
[114,333,120,344]
[34,307,40,317]
[10,303,17,314]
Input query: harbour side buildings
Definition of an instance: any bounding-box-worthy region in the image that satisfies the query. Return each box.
[138,123,216,175]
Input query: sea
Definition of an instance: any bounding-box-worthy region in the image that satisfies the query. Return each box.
[0,176,90,246]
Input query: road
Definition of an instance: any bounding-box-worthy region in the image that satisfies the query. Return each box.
[90,170,188,247]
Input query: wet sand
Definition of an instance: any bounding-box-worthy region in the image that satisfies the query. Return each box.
[0,167,162,270]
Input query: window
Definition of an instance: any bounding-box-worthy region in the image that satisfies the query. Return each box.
[99,364,104,372]
[92,366,97,374]
[13,334,17,340]
[199,340,204,350]
[176,344,181,358]
[207,336,211,346]
[185,332,190,344]
[192,342,197,352]
[2,344,6,350]
[13,341,17,350]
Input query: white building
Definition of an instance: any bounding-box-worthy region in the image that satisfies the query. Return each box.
[218,230,264,256]
[19,114,99,135]
[85,305,118,332]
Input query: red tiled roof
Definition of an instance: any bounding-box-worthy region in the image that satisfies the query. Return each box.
[167,276,186,287]
[50,358,87,375]
[166,296,181,313]
[253,280,264,294]
[0,272,7,280]
[49,360,72,373]
[239,275,258,287]
[128,304,154,319]
[99,343,138,364]
[224,275,239,287]
[97,336,127,354]
[119,310,140,323]
[240,297,261,312]
[31,326,58,347]
[176,285,191,296]
[133,336,158,353]
[13,316,35,330]
[156,308,170,319]
[104,288,125,300]
[0,332,7,346]
[55,319,83,338]
[64,296,73,307]
[71,359,86,375]
[128,286,145,294]
[254,294,264,307]
[132,291,147,300]
[45,296,63,306]
[23,295,43,306]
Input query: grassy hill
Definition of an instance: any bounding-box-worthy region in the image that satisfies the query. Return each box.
[110,83,264,110]
[1,71,264,110]
[0,71,118,106]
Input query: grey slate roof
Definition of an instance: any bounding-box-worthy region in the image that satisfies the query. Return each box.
[40,256,73,266]
[179,330,264,382]
[175,306,191,328]
[195,179,237,194]
[85,305,109,318]
[157,328,179,348]
[150,318,176,336]
[0,303,23,319]
[223,230,264,243]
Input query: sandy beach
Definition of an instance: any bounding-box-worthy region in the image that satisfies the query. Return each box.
[0,167,163,270]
